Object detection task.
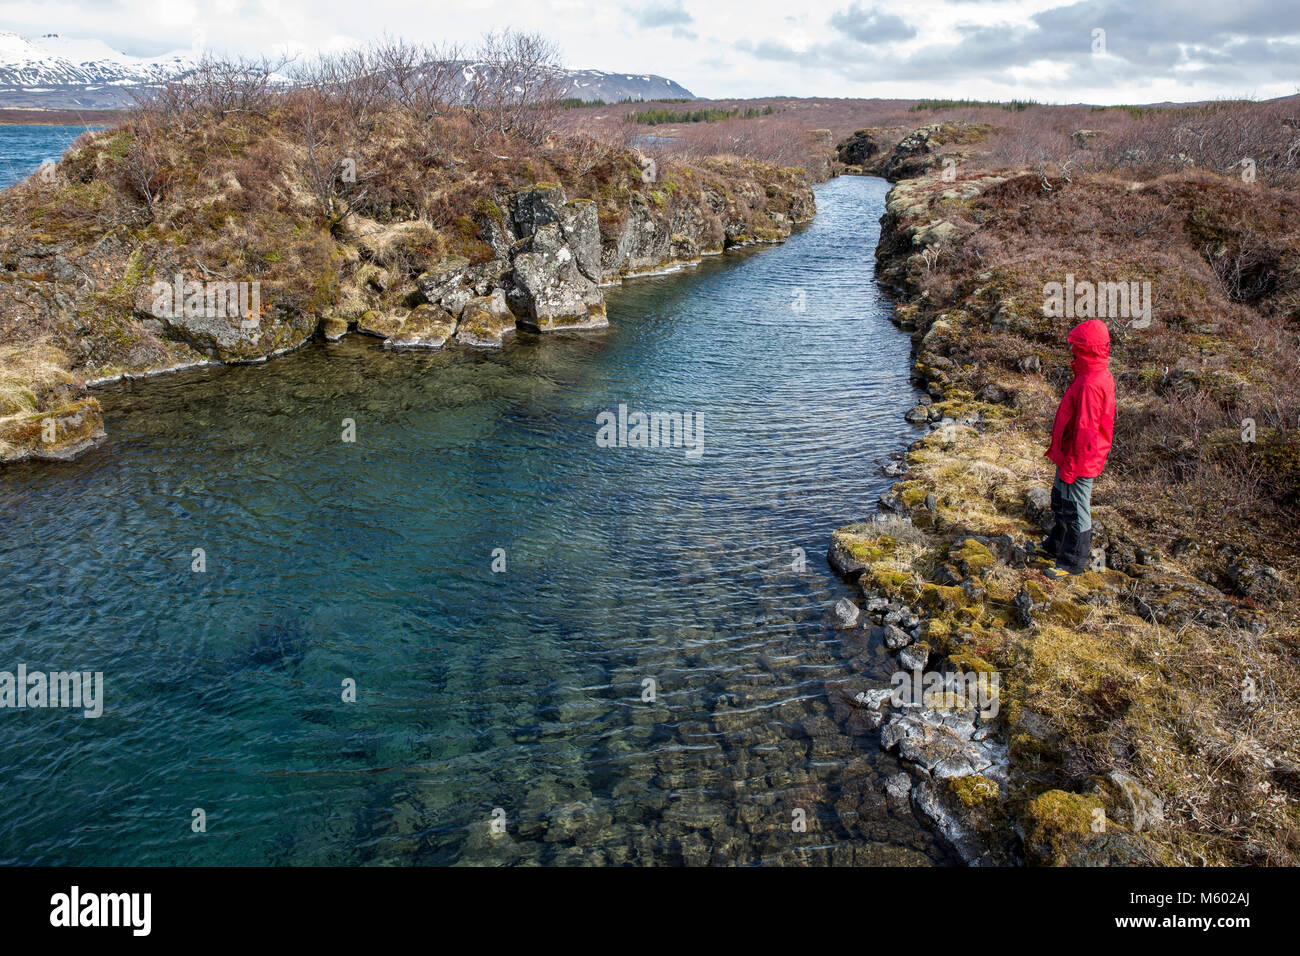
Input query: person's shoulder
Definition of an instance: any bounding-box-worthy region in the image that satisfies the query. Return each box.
[1081,374,1114,399]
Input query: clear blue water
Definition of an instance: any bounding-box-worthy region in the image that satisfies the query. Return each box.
[0,124,105,189]
[0,175,945,866]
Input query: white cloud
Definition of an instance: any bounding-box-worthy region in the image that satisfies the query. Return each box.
[3,0,1298,102]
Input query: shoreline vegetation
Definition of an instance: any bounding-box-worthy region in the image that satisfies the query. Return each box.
[828,111,1299,865]
[0,35,812,463]
[2,32,1298,866]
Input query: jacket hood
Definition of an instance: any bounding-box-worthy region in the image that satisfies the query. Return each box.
[1068,319,1110,368]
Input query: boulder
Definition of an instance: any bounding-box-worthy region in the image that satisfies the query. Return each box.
[911,777,1016,865]
[357,309,407,338]
[455,290,517,348]
[1066,832,1174,866]
[320,316,349,342]
[836,129,880,166]
[833,598,861,628]
[509,222,608,331]
[511,183,567,238]
[1225,554,1286,602]
[0,398,106,463]
[898,641,930,671]
[880,708,991,778]
[383,304,457,350]
[134,283,314,363]
[559,199,602,282]
[1097,771,1165,833]
[415,256,470,304]
[440,287,472,318]
[883,624,912,650]
[1025,487,1054,530]
[884,772,912,810]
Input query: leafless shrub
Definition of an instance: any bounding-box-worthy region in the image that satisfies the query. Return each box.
[134,54,289,129]
[465,30,568,150]
[556,133,618,178]
[120,115,171,218]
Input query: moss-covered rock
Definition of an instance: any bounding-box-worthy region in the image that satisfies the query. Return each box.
[0,397,105,462]
[1023,790,1104,866]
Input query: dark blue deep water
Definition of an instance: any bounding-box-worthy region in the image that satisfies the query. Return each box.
[0,175,946,865]
[0,124,104,189]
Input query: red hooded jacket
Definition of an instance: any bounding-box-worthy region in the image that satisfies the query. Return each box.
[1046,319,1115,483]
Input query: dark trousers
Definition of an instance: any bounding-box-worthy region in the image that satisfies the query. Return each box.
[1043,470,1094,572]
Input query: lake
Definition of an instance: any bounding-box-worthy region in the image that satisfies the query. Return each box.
[0,123,105,189]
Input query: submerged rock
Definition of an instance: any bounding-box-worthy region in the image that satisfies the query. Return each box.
[833,598,861,628]
[883,623,912,650]
[884,772,912,810]
[911,777,1016,865]
[898,641,930,671]
[383,304,458,350]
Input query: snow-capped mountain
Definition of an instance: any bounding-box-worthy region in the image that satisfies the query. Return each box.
[0,31,695,111]
[563,70,694,103]
[0,32,194,107]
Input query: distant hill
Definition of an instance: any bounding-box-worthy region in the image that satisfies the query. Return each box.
[0,31,693,110]
[562,70,694,103]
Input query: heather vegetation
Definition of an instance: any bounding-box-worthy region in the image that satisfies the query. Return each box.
[827,95,1300,865]
[0,34,812,462]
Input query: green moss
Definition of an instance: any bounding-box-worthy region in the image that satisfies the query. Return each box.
[1024,790,1104,866]
[922,583,968,612]
[950,775,1000,809]
[952,537,996,573]
[900,483,928,508]
[867,566,911,596]
[474,197,504,225]
[949,647,996,674]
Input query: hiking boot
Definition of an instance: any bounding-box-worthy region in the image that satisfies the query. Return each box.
[1053,528,1092,576]
[1032,538,1059,559]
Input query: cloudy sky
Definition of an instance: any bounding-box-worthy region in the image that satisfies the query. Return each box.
[6,0,1300,104]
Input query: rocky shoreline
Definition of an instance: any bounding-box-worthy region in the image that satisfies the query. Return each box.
[1,130,812,465]
[824,123,1297,866]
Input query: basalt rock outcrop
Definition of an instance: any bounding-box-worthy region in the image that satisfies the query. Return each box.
[835,129,880,167]
[0,131,813,464]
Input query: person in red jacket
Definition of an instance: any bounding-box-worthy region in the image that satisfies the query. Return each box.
[1038,318,1116,577]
